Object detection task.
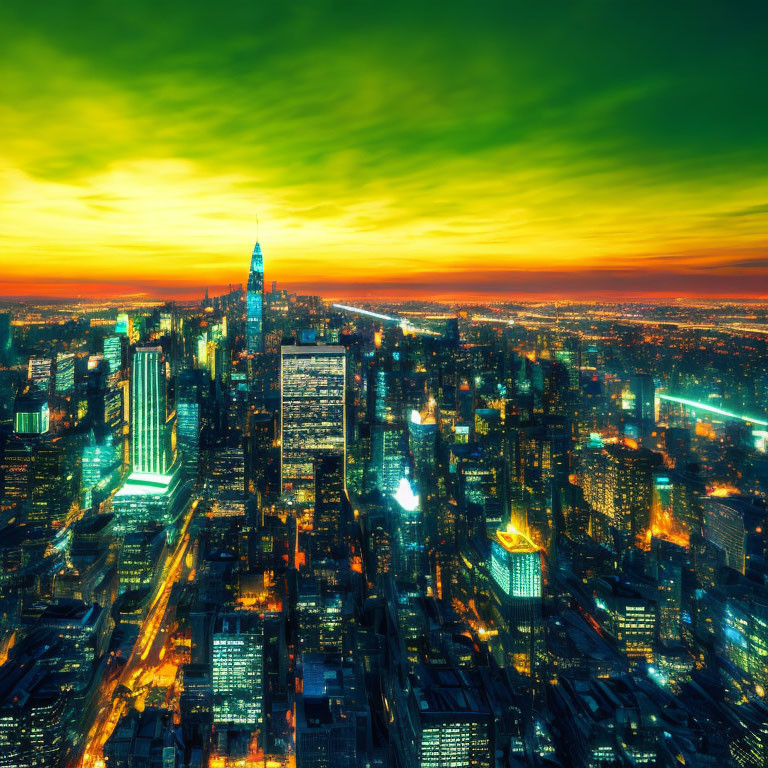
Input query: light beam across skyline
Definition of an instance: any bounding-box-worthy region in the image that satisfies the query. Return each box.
[1,0,767,299]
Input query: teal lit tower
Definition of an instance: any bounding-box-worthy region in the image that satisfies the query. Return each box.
[114,346,184,532]
[130,346,173,475]
[488,527,544,677]
[246,242,264,355]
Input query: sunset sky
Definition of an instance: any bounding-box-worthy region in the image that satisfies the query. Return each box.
[1,0,767,299]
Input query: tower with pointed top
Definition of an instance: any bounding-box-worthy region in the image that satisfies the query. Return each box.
[246,242,264,355]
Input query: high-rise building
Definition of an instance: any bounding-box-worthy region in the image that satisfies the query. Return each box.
[372,422,408,499]
[81,429,121,509]
[295,655,366,768]
[703,496,747,574]
[0,312,12,364]
[113,347,185,531]
[313,453,345,555]
[412,666,493,768]
[392,475,424,582]
[27,357,52,394]
[28,436,78,529]
[54,352,75,396]
[246,242,264,355]
[210,447,246,496]
[176,369,202,483]
[103,334,122,381]
[594,581,656,666]
[212,612,264,731]
[13,391,49,435]
[488,527,543,676]
[630,373,656,423]
[281,345,346,504]
[579,442,661,535]
[118,528,166,594]
[130,346,174,476]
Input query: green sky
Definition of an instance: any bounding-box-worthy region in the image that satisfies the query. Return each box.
[2,0,767,298]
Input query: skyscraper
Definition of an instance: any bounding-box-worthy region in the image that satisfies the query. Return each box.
[54,352,75,396]
[488,527,543,676]
[27,357,52,394]
[103,334,122,381]
[212,612,264,731]
[13,391,49,435]
[313,453,345,555]
[176,369,202,483]
[281,345,346,504]
[246,241,264,355]
[412,666,493,768]
[130,346,173,475]
[114,346,184,530]
[392,474,424,582]
[630,373,656,423]
[0,312,12,364]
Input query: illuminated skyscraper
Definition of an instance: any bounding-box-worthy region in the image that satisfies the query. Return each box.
[0,312,11,364]
[246,241,264,355]
[103,334,122,380]
[372,423,407,498]
[413,666,493,768]
[130,346,173,475]
[488,527,543,676]
[13,391,49,435]
[176,369,202,482]
[281,345,346,504]
[212,612,264,731]
[114,346,184,531]
[28,357,52,394]
[392,474,424,582]
[81,429,121,509]
[703,496,747,574]
[579,442,660,535]
[54,352,75,396]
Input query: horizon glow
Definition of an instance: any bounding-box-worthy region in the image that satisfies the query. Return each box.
[1,1,768,299]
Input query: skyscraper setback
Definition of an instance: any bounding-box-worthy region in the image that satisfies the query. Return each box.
[246,241,264,355]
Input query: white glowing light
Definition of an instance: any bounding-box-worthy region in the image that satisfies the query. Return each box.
[393,477,420,511]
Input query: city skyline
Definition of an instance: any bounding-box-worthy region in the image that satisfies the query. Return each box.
[2,0,768,300]
[5,4,768,766]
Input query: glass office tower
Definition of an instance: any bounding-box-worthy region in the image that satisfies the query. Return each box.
[281,345,346,504]
[130,346,172,476]
[489,527,544,676]
[246,242,264,355]
[212,612,264,730]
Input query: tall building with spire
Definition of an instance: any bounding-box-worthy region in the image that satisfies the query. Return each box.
[246,242,264,355]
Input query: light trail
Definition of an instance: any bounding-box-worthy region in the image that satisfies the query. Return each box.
[77,497,199,768]
[659,394,768,427]
[332,302,443,336]
[332,303,397,322]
